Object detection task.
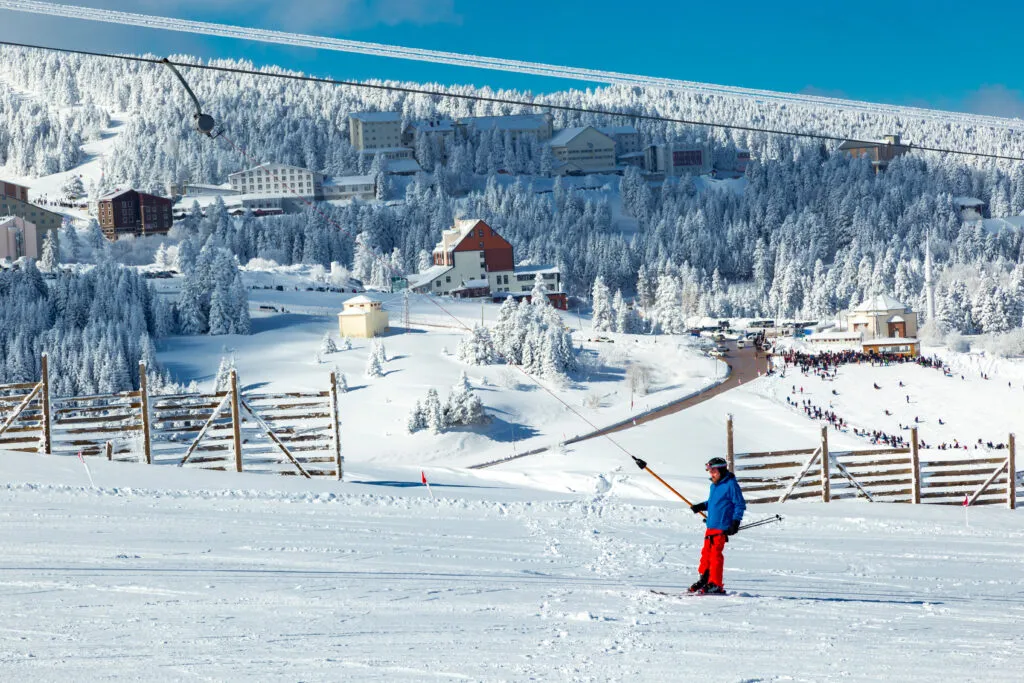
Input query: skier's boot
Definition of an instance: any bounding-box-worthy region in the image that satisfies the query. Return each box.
[699,582,727,595]
[688,571,710,593]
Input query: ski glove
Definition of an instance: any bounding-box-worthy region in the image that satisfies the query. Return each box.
[725,520,741,536]
[690,502,707,514]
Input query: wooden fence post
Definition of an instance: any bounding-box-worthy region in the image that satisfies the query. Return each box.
[726,414,734,472]
[105,441,113,461]
[39,352,52,455]
[1009,433,1016,510]
[330,371,343,481]
[139,361,152,465]
[910,427,920,504]
[230,370,243,473]
[820,425,830,502]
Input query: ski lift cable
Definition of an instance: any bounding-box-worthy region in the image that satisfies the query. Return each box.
[0,0,1019,133]
[0,39,1022,163]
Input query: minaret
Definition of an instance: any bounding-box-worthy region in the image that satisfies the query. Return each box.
[924,232,936,323]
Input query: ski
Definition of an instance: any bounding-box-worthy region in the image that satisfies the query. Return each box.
[649,589,735,598]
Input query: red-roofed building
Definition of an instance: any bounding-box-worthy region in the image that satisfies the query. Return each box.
[410,219,564,308]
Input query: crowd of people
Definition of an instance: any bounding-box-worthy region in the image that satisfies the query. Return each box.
[777,350,948,376]
[774,350,1011,452]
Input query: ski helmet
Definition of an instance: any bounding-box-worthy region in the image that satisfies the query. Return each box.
[705,457,728,471]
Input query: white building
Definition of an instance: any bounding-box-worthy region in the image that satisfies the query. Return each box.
[547,126,617,174]
[228,163,322,199]
[408,219,563,305]
[0,215,38,260]
[644,142,714,177]
[596,125,641,157]
[456,114,554,142]
[322,175,376,201]
[349,111,406,153]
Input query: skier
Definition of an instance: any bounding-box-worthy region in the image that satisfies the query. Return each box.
[687,457,746,594]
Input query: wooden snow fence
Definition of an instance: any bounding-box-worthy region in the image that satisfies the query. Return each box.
[0,356,344,481]
[726,416,1017,509]
[0,373,46,454]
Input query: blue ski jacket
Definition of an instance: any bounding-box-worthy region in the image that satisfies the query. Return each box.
[702,471,746,531]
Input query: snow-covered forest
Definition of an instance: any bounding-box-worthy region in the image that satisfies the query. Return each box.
[0,260,181,395]
[2,45,1024,338]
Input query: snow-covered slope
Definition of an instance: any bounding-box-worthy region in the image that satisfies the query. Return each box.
[1,449,1021,681]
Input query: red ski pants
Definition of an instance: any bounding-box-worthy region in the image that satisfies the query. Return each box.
[698,530,727,587]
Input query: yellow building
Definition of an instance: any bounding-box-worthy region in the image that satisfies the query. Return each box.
[337,295,389,338]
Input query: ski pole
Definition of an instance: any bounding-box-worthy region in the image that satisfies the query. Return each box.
[738,514,783,531]
[632,456,705,519]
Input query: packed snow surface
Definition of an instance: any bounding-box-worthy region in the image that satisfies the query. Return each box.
[1,450,1022,682]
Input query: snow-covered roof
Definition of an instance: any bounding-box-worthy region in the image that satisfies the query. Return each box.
[407,264,452,290]
[596,125,638,136]
[98,188,134,201]
[976,216,1024,234]
[228,163,315,178]
[323,175,375,187]
[548,126,613,148]
[851,294,910,313]
[513,264,560,275]
[342,295,381,307]
[456,278,489,289]
[359,147,413,156]
[953,196,986,207]
[349,111,401,123]
[385,159,422,174]
[458,114,549,132]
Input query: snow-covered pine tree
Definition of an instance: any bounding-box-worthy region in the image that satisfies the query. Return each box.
[591,275,613,331]
[320,333,338,355]
[153,242,170,269]
[365,342,384,377]
[38,231,58,273]
[213,355,235,392]
[456,324,495,365]
[407,400,426,433]
[424,387,443,433]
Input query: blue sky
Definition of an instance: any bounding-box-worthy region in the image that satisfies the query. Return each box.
[2,0,1023,117]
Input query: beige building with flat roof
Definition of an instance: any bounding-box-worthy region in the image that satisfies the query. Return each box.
[337,295,389,338]
[548,126,617,174]
[0,215,38,260]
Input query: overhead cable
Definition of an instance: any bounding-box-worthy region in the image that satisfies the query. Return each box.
[0,39,1021,163]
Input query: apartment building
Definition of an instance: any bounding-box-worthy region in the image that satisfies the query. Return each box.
[96,189,173,241]
[547,126,617,174]
[228,163,322,199]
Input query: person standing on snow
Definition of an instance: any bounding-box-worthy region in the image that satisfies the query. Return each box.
[687,457,746,594]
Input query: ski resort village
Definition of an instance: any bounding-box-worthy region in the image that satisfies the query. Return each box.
[1,1,1024,681]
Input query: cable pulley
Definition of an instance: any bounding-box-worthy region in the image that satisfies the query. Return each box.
[160,58,220,138]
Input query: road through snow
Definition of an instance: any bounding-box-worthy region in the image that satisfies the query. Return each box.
[1,453,1022,682]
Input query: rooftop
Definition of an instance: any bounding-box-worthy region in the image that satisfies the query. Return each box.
[548,126,613,148]
[851,294,910,313]
[407,264,452,290]
[343,294,381,307]
[349,111,402,123]
[458,114,549,131]
[323,175,375,187]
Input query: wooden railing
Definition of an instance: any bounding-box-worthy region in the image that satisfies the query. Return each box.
[0,355,344,480]
[727,416,1017,508]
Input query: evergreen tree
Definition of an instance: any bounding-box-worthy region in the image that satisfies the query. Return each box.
[591,275,613,331]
